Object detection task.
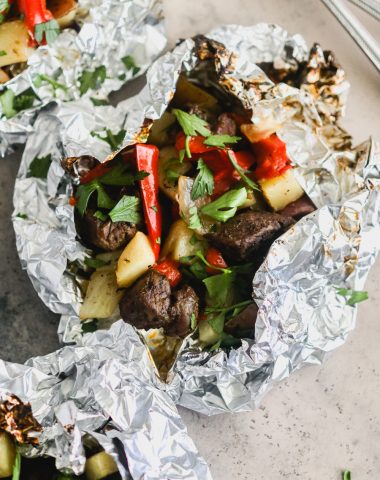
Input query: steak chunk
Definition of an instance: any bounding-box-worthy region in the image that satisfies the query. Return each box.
[279,195,315,220]
[167,285,199,337]
[120,270,171,329]
[76,209,137,251]
[224,302,258,339]
[214,113,237,136]
[206,211,294,261]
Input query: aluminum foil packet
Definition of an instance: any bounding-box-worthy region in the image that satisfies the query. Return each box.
[8,22,380,474]
[0,0,167,156]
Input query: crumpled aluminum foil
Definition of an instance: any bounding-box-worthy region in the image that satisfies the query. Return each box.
[8,22,380,475]
[0,0,167,156]
[0,321,212,478]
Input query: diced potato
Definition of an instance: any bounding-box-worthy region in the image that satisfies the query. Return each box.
[116,232,155,288]
[198,319,220,347]
[49,0,78,28]
[0,432,16,478]
[80,269,123,320]
[241,116,283,144]
[172,74,218,110]
[0,20,35,68]
[259,168,304,211]
[158,146,191,201]
[85,451,118,480]
[148,111,176,146]
[161,219,203,262]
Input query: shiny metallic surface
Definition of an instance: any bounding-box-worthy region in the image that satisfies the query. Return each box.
[0,0,167,156]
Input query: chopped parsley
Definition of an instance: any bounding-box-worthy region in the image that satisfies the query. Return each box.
[12,452,21,480]
[190,313,197,330]
[33,73,68,94]
[90,97,110,106]
[75,180,115,216]
[84,257,110,269]
[201,187,247,222]
[227,150,260,191]
[172,108,211,158]
[195,250,231,274]
[91,128,126,151]
[94,210,108,221]
[0,50,6,56]
[204,134,241,148]
[191,159,214,200]
[150,205,158,213]
[122,55,140,75]
[108,195,142,224]
[34,19,60,45]
[16,213,28,219]
[188,206,203,230]
[27,154,52,179]
[336,288,368,306]
[0,88,39,119]
[79,65,107,95]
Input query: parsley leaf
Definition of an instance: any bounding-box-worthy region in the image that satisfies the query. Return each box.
[205,300,253,315]
[204,134,241,148]
[191,159,214,200]
[227,150,260,191]
[172,108,211,137]
[108,195,141,224]
[16,213,28,219]
[33,73,68,94]
[122,55,140,75]
[0,89,16,118]
[12,452,21,480]
[178,149,186,163]
[84,257,110,269]
[188,206,203,230]
[91,129,126,151]
[203,271,236,308]
[201,187,247,222]
[34,19,60,45]
[0,50,6,56]
[342,472,351,480]
[27,154,52,179]
[75,179,115,216]
[190,313,197,330]
[0,88,39,118]
[90,97,109,106]
[94,210,108,221]
[208,312,225,335]
[98,161,147,186]
[187,260,208,280]
[79,66,107,95]
[81,319,98,334]
[336,288,368,306]
[195,250,231,274]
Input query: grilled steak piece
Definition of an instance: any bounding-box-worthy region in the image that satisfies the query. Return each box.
[120,270,171,329]
[76,209,137,251]
[61,155,100,181]
[214,113,237,136]
[120,270,199,334]
[224,302,258,339]
[167,285,199,337]
[279,195,315,220]
[206,211,294,261]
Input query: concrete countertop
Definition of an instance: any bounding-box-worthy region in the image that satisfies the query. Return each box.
[0,0,379,478]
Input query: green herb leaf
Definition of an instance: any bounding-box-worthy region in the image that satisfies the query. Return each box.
[108,195,142,224]
[16,213,28,219]
[75,179,115,216]
[342,471,351,480]
[204,134,241,148]
[188,260,208,280]
[98,161,147,186]
[178,149,186,163]
[34,19,60,45]
[94,210,108,221]
[79,66,107,95]
[12,452,21,480]
[13,88,39,112]
[27,154,52,179]
[90,97,110,106]
[209,339,222,352]
[201,187,247,222]
[84,257,111,269]
[165,168,181,185]
[91,128,126,151]
[227,150,260,191]
[0,89,16,118]
[190,313,197,330]
[208,312,225,335]
[150,205,158,213]
[205,300,253,315]
[195,250,231,274]
[0,50,6,56]
[172,108,211,137]
[34,73,68,93]
[122,55,140,75]
[203,271,236,308]
[188,206,203,230]
[220,332,241,348]
[191,159,214,200]
[336,288,368,306]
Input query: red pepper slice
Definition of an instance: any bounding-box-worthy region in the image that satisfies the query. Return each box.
[135,144,162,260]
[251,134,291,180]
[79,162,112,184]
[17,0,59,45]
[205,248,228,275]
[175,131,216,155]
[153,259,182,287]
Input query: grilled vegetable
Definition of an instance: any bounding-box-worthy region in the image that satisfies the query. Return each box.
[161,219,202,262]
[158,146,191,201]
[259,168,304,211]
[0,431,16,478]
[0,20,34,69]
[85,451,118,480]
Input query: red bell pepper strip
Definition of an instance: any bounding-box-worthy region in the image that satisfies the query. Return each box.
[250,134,291,180]
[79,162,112,184]
[205,248,228,275]
[17,0,60,45]
[175,131,216,155]
[153,259,182,287]
[135,144,162,260]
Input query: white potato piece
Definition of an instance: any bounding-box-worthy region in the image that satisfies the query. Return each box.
[198,319,220,347]
[116,232,155,288]
[158,146,191,201]
[259,168,304,211]
[80,269,122,320]
[161,219,203,262]
[241,116,283,144]
[0,431,16,478]
[85,451,118,480]
[0,20,34,68]
[148,111,176,146]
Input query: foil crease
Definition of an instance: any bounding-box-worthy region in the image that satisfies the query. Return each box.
[0,321,212,479]
[9,22,380,473]
[0,0,167,156]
